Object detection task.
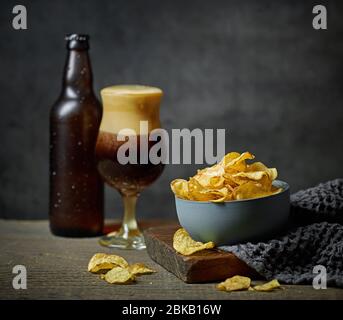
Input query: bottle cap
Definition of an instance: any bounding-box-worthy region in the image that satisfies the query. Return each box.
[65,34,89,50]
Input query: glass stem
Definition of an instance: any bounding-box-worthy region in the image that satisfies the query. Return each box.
[120,195,140,239]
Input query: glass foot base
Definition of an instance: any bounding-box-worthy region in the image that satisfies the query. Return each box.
[99,231,146,250]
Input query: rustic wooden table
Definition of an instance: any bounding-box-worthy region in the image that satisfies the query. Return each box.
[0,220,342,300]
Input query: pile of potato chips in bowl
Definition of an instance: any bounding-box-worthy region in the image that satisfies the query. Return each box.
[171,152,290,245]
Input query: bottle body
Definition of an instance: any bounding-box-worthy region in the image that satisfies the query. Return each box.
[49,35,103,237]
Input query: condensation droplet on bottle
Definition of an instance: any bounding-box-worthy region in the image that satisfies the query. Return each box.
[78,141,82,146]
[52,171,56,176]
[52,132,56,136]
[54,204,58,208]
[71,185,75,189]
[57,192,61,196]
[58,199,62,203]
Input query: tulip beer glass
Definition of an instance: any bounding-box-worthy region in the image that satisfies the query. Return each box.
[95,85,164,249]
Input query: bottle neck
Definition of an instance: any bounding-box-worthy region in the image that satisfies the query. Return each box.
[62,49,93,97]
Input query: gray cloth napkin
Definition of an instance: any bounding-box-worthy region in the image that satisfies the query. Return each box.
[220,179,343,287]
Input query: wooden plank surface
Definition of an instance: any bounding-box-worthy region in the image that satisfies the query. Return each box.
[145,226,258,283]
[0,220,342,300]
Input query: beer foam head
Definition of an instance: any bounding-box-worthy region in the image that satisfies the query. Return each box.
[101,85,162,96]
[100,85,163,134]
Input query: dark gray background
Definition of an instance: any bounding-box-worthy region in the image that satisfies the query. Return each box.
[0,0,342,220]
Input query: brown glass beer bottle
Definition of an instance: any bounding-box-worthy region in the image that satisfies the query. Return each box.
[49,34,104,237]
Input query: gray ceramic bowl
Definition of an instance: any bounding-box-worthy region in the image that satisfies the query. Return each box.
[175,180,290,246]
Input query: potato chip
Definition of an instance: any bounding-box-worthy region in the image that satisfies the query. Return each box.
[220,152,254,172]
[247,162,278,180]
[232,169,277,181]
[128,263,156,275]
[194,164,225,189]
[253,279,281,292]
[104,266,135,284]
[88,253,129,273]
[209,188,232,202]
[234,181,271,200]
[188,178,231,202]
[170,151,281,202]
[219,151,241,166]
[216,275,251,292]
[171,179,190,200]
[173,228,215,255]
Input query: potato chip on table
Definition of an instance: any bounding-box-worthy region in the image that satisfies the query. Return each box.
[88,253,128,273]
[216,275,251,292]
[253,279,281,292]
[104,266,135,284]
[128,263,156,275]
[88,253,156,285]
[216,276,282,293]
[173,228,215,255]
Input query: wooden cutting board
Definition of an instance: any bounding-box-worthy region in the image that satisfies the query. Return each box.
[144,225,259,283]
